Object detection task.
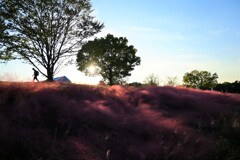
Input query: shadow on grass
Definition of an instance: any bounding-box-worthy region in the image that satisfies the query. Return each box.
[0,82,240,160]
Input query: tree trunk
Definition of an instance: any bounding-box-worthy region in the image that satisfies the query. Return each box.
[108,68,113,85]
[109,79,113,85]
[46,67,54,82]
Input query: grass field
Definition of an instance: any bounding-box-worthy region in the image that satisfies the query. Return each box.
[0,82,240,160]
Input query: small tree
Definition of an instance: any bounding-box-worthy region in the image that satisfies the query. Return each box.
[165,76,178,86]
[77,34,141,85]
[183,70,218,89]
[128,82,142,87]
[143,73,159,86]
[0,0,103,81]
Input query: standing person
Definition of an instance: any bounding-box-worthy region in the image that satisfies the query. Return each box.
[32,68,39,82]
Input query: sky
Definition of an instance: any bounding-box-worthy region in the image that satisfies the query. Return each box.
[1,0,240,85]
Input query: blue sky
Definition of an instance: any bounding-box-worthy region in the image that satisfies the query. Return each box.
[1,0,240,84]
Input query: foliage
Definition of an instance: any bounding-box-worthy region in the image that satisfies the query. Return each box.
[0,15,13,61]
[0,0,103,81]
[128,82,142,87]
[1,82,240,159]
[77,34,141,85]
[143,73,159,86]
[183,70,218,89]
[214,80,240,93]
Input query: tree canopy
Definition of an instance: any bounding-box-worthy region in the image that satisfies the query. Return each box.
[214,81,240,93]
[183,70,218,89]
[77,34,141,85]
[0,15,13,61]
[0,0,103,81]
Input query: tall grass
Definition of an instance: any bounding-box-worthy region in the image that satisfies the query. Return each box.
[0,82,240,160]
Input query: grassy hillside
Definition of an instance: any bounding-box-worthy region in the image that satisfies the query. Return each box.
[0,82,240,160]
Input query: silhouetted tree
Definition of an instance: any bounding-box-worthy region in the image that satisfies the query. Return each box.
[77,34,141,85]
[214,81,240,93]
[0,0,103,81]
[0,16,13,61]
[183,70,218,89]
[232,80,240,93]
[214,82,232,92]
[143,73,159,86]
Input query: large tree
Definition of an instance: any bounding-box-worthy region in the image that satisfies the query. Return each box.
[0,15,13,61]
[183,70,218,89]
[0,0,103,81]
[77,34,141,85]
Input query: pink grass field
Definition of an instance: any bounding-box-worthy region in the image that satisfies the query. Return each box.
[0,82,240,160]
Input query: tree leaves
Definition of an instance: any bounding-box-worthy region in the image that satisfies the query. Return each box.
[183,70,218,89]
[77,34,141,85]
[0,0,103,80]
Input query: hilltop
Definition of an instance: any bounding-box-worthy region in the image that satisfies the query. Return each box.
[0,82,240,160]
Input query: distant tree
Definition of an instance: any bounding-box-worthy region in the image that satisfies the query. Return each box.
[143,73,159,86]
[214,81,240,93]
[77,34,141,85]
[165,76,178,86]
[183,70,218,89]
[232,80,240,93]
[0,0,103,81]
[214,82,232,92]
[128,82,142,87]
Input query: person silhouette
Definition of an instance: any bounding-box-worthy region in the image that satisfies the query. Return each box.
[32,68,39,82]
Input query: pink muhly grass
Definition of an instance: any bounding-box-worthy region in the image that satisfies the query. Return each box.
[0,82,240,159]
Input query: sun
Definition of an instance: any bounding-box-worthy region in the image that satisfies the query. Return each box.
[88,65,95,75]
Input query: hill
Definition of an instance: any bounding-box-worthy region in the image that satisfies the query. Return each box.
[0,82,240,160]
